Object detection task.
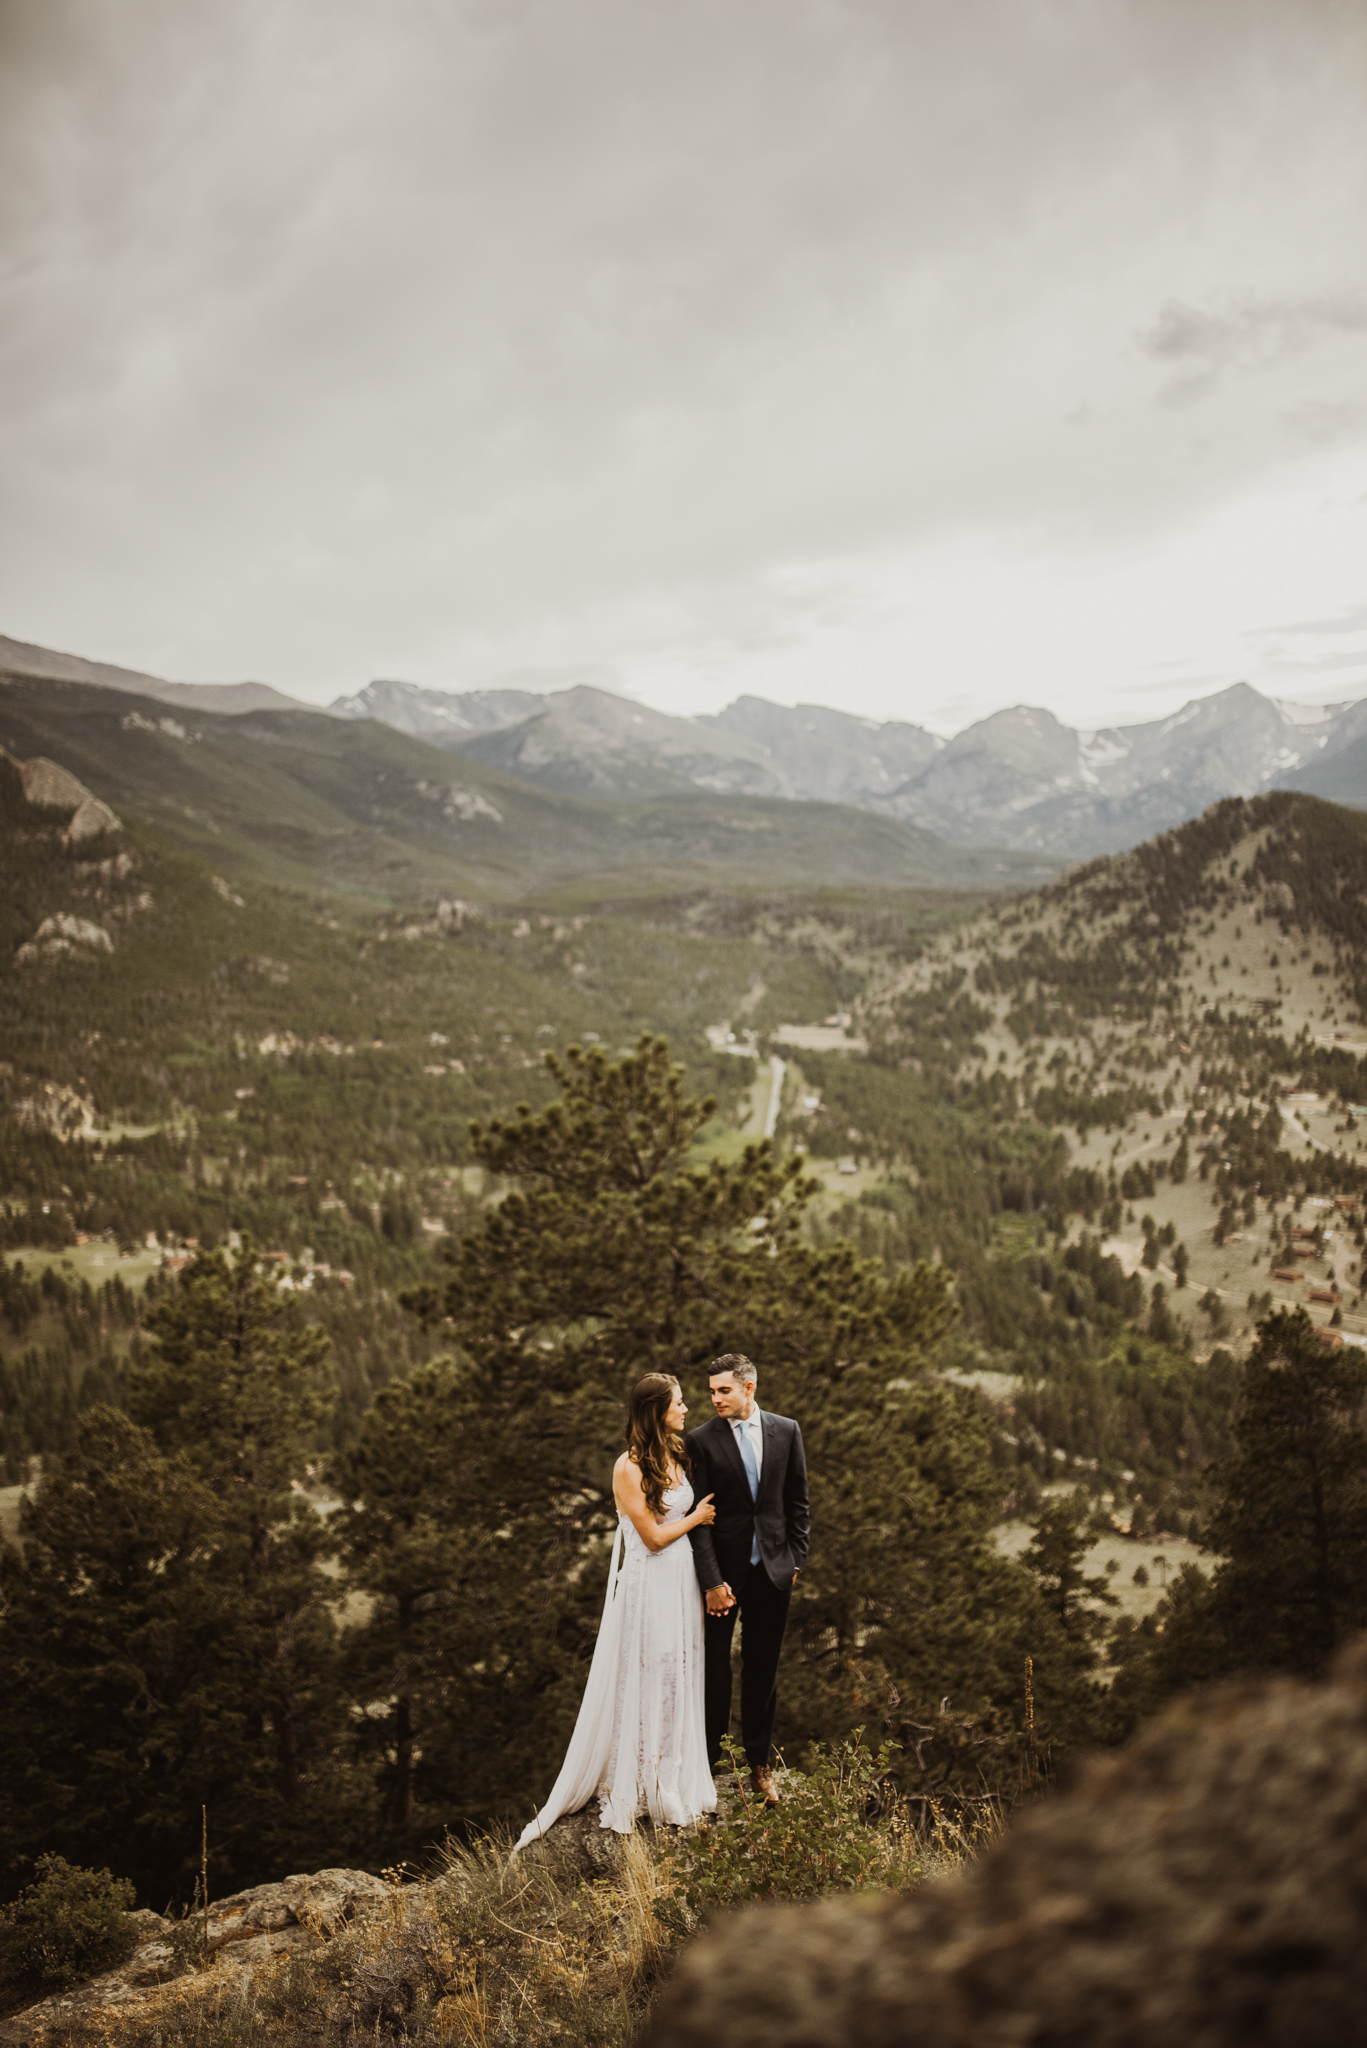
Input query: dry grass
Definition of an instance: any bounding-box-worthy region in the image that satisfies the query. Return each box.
[22,1829,692,2048]
[22,1776,989,2048]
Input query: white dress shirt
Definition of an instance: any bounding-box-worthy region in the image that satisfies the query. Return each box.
[731,1406,763,1481]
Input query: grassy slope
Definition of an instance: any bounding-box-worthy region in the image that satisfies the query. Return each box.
[0,674,1056,904]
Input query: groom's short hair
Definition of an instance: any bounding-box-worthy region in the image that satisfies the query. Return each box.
[709,1352,756,1387]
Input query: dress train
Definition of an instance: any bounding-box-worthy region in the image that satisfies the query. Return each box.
[515,1480,715,1849]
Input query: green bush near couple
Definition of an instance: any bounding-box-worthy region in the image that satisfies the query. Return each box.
[664,1736,923,1919]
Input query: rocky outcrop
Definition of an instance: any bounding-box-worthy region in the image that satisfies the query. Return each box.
[1,748,121,839]
[649,1641,1367,2048]
[66,795,122,842]
[13,755,90,812]
[14,915,114,965]
[0,1869,389,2045]
[515,1801,640,1884]
[5,741,129,965]
[200,1866,390,1959]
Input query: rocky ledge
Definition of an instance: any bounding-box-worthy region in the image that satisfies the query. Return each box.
[0,1869,390,2045]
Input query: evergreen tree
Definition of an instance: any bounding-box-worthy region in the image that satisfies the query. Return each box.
[380,1036,1102,1818]
[1110,1309,1367,1730]
[1019,1489,1117,1671]
[784,1382,1106,1800]
[0,1244,360,1901]
[131,1240,340,1808]
[0,1409,250,1901]
[1202,1309,1367,1676]
[333,1360,502,1840]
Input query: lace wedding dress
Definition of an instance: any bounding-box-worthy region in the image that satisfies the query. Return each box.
[514,1479,716,1849]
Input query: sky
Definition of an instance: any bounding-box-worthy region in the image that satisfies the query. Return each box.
[1,0,1365,737]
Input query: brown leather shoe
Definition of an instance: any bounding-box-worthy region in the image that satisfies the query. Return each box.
[750,1765,779,1806]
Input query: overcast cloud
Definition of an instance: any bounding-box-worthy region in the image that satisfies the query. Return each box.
[1,0,1365,732]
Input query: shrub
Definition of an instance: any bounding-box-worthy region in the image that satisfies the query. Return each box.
[664,1737,919,1922]
[0,1855,140,1994]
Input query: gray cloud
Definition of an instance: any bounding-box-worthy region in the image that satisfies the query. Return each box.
[1140,290,1367,406]
[0,0,1365,709]
[1142,293,1367,366]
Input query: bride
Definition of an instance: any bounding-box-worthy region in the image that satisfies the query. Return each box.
[515,1373,718,1848]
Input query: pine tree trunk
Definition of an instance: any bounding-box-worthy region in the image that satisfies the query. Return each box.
[275,1697,302,1802]
[1308,1458,1336,1666]
[391,1594,415,1827]
[391,1692,415,1828]
[256,1521,302,1802]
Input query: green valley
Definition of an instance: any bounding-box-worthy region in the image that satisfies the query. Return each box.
[6,683,1367,1908]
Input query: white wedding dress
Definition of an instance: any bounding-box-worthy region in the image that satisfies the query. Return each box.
[514,1479,716,1849]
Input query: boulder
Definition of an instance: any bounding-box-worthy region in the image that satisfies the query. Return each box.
[65,795,121,842]
[202,1866,390,1954]
[0,748,120,837]
[16,757,91,812]
[648,1641,1367,2048]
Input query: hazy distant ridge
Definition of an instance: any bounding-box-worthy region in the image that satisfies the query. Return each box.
[332,673,1367,858]
[332,679,951,808]
[0,633,307,717]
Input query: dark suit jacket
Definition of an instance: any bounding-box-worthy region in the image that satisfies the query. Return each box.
[686,1410,810,1593]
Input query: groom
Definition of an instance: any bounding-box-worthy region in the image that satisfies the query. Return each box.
[686,1353,809,1805]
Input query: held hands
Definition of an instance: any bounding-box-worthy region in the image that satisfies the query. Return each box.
[689,1492,717,1529]
[705,1582,736,1615]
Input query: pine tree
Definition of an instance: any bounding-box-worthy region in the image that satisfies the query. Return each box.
[0,1408,254,1900]
[1019,1489,1117,1669]
[1202,1308,1367,1676]
[784,1380,1106,1801]
[0,1243,361,1901]
[1109,1309,1367,1731]
[333,1360,505,1838]
[131,1239,340,1809]
[379,1036,1102,1818]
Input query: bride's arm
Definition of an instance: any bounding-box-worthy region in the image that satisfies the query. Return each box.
[613,1458,714,1553]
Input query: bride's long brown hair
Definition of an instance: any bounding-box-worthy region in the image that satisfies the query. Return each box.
[626,1373,689,1517]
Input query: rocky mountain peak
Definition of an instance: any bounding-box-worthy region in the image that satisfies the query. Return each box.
[330,670,1364,855]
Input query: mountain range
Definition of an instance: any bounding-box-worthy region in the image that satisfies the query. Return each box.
[3,631,1363,862]
[0,664,1050,905]
[332,678,1367,859]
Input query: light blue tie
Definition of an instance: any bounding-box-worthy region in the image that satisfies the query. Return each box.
[736,1421,761,1564]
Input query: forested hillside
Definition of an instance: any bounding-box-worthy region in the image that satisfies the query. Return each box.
[5,725,1367,1913]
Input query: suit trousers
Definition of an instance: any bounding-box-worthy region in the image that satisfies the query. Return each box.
[704,1559,792,1770]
